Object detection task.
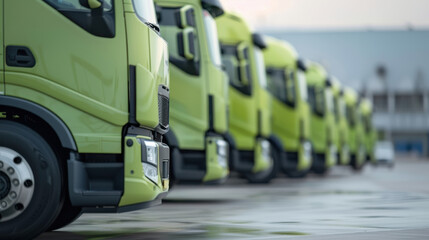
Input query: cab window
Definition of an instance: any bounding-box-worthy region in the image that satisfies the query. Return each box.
[158,6,200,76]
[266,67,295,107]
[221,43,252,95]
[44,0,115,38]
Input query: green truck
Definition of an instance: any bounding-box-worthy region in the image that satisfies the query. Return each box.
[344,87,366,170]
[0,0,170,239]
[155,0,229,185]
[360,98,377,163]
[263,37,313,178]
[331,78,350,165]
[216,12,279,183]
[306,63,337,174]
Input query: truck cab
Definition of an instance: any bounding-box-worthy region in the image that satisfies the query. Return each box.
[0,0,170,238]
[344,87,366,170]
[263,37,312,178]
[306,63,337,174]
[155,0,229,185]
[216,12,278,183]
[331,78,351,165]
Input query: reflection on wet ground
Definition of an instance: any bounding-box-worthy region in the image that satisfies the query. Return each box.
[38,158,429,239]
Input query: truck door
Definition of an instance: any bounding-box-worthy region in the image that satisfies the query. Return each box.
[4,0,129,126]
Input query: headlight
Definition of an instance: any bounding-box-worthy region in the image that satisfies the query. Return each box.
[145,141,158,166]
[141,140,159,183]
[216,140,228,169]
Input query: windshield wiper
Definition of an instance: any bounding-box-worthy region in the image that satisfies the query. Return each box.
[145,22,160,33]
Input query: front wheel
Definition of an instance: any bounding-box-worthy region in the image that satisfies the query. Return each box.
[245,146,279,184]
[0,121,64,240]
[47,196,82,231]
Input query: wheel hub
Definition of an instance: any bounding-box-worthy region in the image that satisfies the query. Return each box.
[0,172,11,199]
[0,147,35,222]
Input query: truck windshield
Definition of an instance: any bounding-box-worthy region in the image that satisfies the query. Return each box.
[203,10,222,68]
[297,71,308,101]
[253,48,268,89]
[133,0,158,26]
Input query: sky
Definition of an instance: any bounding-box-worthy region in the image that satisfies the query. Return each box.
[219,0,429,31]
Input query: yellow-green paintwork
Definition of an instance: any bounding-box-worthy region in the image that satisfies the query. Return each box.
[203,136,229,182]
[119,136,168,206]
[3,1,169,205]
[156,0,229,182]
[360,98,377,163]
[216,12,272,172]
[331,78,350,165]
[262,37,312,171]
[344,87,366,167]
[306,63,337,167]
[252,139,273,173]
[4,0,168,153]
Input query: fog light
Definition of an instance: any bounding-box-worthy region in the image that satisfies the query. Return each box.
[303,141,312,162]
[260,140,271,163]
[216,140,228,168]
[142,163,159,183]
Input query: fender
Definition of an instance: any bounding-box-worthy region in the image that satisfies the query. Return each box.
[268,134,284,153]
[0,96,77,150]
[163,129,179,148]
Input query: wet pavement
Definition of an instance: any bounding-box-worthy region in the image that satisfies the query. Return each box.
[38,157,429,239]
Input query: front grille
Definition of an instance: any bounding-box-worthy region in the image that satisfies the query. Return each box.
[158,94,169,129]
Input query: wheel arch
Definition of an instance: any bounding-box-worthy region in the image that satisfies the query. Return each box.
[0,96,77,151]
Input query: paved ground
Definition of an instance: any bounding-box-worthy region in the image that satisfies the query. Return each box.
[38,157,429,240]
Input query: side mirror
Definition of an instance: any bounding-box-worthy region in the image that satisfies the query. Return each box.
[79,0,102,9]
[177,5,195,28]
[178,27,196,60]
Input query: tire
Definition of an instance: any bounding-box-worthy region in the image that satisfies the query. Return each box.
[312,153,328,175]
[168,148,179,190]
[285,169,309,178]
[0,121,64,240]
[350,154,364,172]
[245,146,279,184]
[47,195,82,231]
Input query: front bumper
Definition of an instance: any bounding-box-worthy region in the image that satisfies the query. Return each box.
[118,135,169,208]
[325,144,338,167]
[297,140,312,171]
[252,139,273,173]
[202,136,229,183]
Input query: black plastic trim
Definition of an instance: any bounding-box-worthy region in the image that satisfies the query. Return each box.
[128,65,138,125]
[297,59,307,71]
[208,95,214,131]
[252,33,267,49]
[164,130,179,148]
[82,191,168,213]
[201,0,224,18]
[5,46,36,68]
[0,96,77,150]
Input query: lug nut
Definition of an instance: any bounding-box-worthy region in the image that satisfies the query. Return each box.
[13,157,22,164]
[24,180,33,188]
[10,191,17,199]
[7,167,14,175]
[12,179,19,186]
[15,203,23,211]
[1,201,7,208]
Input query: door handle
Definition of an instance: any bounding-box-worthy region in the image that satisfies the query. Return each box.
[6,46,36,68]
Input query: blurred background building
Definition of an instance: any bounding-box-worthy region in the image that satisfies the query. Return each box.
[220,0,429,157]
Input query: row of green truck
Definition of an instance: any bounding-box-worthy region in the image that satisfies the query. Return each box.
[0,0,376,239]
